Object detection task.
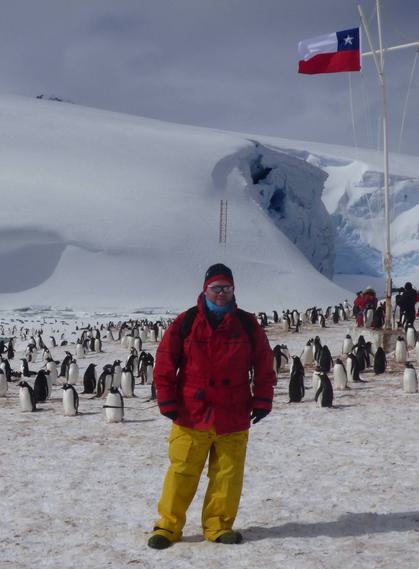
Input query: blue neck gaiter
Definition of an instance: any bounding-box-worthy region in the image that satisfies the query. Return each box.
[204,296,234,321]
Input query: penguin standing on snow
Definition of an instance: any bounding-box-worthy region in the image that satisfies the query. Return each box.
[7,340,14,360]
[82,363,97,394]
[318,345,333,373]
[34,370,50,403]
[301,341,314,366]
[0,357,12,382]
[313,336,322,363]
[288,356,305,402]
[403,363,418,393]
[315,372,334,407]
[20,358,36,378]
[395,336,407,363]
[373,347,387,375]
[96,365,113,398]
[406,325,417,349]
[272,344,288,376]
[59,351,73,379]
[112,360,122,389]
[312,365,322,394]
[342,334,353,355]
[121,367,135,398]
[0,369,8,397]
[62,383,80,416]
[104,387,124,423]
[19,381,36,412]
[346,353,366,383]
[333,358,348,390]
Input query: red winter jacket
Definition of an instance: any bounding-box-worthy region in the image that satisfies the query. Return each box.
[154,295,275,435]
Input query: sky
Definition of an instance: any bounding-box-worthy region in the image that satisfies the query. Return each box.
[0,0,418,155]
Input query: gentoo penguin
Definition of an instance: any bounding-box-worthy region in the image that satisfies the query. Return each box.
[312,366,322,394]
[0,358,12,382]
[333,358,348,390]
[272,310,279,323]
[301,341,314,366]
[94,337,102,353]
[19,381,36,412]
[96,365,113,398]
[403,363,418,393]
[75,340,85,359]
[318,345,333,373]
[121,332,130,349]
[416,341,419,364]
[0,369,8,397]
[121,367,135,398]
[371,306,385,329]
[364,308,374,328]
[126,352,139,378]
[373,347,387,375]
[406,325,417,349]
[59,352,73,379]
[104,387,124,423]
[318,314,326,328]
[20,358,36,378]
[82,363,97,394]
[112,360,122,389]
[62,383,80,416]
[346,353,366,383]
[395,336,407,363]
[7,341,14,360]
[288,356,305,403]
[313,336,322,363]
[272,345,289,376]
[46,358,59,385]
[34,370,50,402]
[315,372,334,407]
[67,360,79,385]
[342,334,353,355]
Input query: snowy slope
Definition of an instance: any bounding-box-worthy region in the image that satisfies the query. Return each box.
[0,94,418,313]
[0,95,350,312]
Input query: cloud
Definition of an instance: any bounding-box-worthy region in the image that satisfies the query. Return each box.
[0,0,417,154]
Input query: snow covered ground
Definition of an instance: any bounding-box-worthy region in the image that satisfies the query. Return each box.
[1,308,419,569]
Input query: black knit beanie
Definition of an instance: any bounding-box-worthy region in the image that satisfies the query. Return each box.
[203,263,234,289]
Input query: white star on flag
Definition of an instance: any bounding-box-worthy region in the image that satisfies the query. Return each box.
[344,35,354,45]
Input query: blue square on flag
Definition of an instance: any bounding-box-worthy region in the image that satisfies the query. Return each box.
[337,28,360,52]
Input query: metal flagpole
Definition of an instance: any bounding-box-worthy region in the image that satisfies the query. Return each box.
[358,0,392,329]
[359,1,419,332]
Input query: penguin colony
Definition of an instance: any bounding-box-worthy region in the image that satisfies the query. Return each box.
[0,299,418,423]
[0,318,165,422]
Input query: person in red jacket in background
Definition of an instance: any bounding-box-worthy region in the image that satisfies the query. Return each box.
[148,263,275,550]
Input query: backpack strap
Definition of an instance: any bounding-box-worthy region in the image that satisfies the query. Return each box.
[179,306,199,340]
[236,309,256,351]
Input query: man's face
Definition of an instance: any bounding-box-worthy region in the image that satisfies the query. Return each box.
[205,279,234,307]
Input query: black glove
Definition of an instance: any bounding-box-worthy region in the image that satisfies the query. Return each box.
[251,408,270,424]
[162,410,178,421]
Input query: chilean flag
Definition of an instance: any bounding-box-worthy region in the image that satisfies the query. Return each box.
[298,28,361,74]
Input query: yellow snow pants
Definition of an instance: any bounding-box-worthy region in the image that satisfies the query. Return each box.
[152,424,249,542]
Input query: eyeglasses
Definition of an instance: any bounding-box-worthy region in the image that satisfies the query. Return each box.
[207,285,234,294]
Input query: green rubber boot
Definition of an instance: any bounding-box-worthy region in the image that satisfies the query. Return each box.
[216,531,243,544]
[147,534,172,550]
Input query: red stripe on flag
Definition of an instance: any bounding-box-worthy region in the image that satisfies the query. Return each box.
[298,50,360,74]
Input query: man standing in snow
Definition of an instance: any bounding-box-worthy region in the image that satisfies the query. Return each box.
[148,263,275,549]
[398,281,418,326]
